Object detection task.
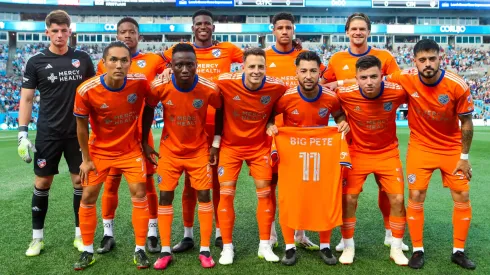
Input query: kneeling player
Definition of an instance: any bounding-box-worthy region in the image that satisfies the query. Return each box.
[73,41,151,270]
[142,44,221,270]
[336,55,408,266]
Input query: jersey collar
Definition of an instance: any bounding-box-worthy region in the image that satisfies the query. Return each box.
[359,81,384,100]
[418,69,445,87]
[193,42,213,49]
[348,46,371,57]
[272,45,295,55]
[132,51,141,58]
[171,74,199,92]
[298,85,322,102]
[242,73,266,91]
[100,74,127,92]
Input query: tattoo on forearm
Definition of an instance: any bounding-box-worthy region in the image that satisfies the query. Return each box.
[461,129,473,154]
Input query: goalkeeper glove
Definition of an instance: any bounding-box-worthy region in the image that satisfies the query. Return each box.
[18,126,36,163]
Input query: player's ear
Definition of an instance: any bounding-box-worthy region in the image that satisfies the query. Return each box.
[212,24,215,32]
[138,35,142,42]
[191,25,195,33]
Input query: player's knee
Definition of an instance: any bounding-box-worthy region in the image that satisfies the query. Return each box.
[254,179,271,189]
[35,176,54,189]
[81,188,99,204]
[345,194,359,207]
[197,190,211,203]
[159,191,174,206]
[451,189,470,202]
[409,189,427,202]
[220,181,237,188]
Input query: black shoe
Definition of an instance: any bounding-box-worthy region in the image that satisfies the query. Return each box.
[134,249,150,269]
[408,251,425,269]
[281,248,297,266]
[96,235,116,254]
[146,236,161,253]
[171,237,194,253]
[214,237,223,250]
[74,251,95,271]
[319,247,338,265]
[451,251,476,270]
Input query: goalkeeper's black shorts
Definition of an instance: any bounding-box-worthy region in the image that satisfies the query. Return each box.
[33,138,82,177]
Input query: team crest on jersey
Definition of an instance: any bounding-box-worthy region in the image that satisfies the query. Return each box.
[438,94,449,105]
[218,166,225,177]
[384,102,393,112]
[127,93,138,104]
[157,175,162,184]
[72,59,80,68]
[408,174,416,184]
[37,159,46,168]
[212,49,221,58]
[318,108,329,118]
[260,95,271,105]
[193,99,204,109]
[137,60,146,68]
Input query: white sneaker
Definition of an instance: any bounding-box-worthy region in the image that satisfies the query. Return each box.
[26,238,45,256]
[339,246,355,264]
[384,235,410,251]
[295,236,320,251]
[390,246,409,266]
[258,244,280,262]
[335,238,345,252]
[269,237,278,248]
[219,247,234,265]
[73,236,84,252]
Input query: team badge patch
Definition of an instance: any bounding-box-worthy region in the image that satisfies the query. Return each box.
[157,175,162,184]
[260,95,271,105]
[318,108,329,118]
[137,60,146,68]
[218,166,225,177]
[37,159,46,168]
[408,174,416,184]
[127,93,137,104]
[193,99,204,109]
[72,59,80,68]
[212,49,221,58]
[438,94,449,105]
[384,102,393,112]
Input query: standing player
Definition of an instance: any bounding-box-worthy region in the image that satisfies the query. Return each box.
[266,51,349,266]
[95,17,166,254]
[142,43,221,270]
[386,39,475,270]
[323,12,408,252]
[161,9,243,252]
[73,41,151,270]
[335,56,408,266]
[18,10,95,256]
[213,48,288,265]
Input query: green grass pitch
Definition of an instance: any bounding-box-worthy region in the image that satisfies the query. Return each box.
[1,127,489,275]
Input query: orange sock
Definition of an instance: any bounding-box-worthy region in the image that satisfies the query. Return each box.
[256,186,273,241]
[280,223,295,245]
[101,175,121,219]
[389,216,406,239]
[211,167,220,229]
[182,174,197,228]
[453,201,472,249]
[198,201,213,247]
[146,176,158,220]
[319,230,332,244]
[378,190,391,230]
[341,217,356,239]
[217,186,236,244]
[158,205,174,247]
[407,199,424,248]
[132,196,149,246]
[270,183,277,221]
[79,203,97,246]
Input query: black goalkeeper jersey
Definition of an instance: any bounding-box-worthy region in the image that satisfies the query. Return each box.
[22,47,95,141]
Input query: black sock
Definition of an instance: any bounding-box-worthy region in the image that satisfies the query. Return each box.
[73,188,83,227]
[32,187,50,231]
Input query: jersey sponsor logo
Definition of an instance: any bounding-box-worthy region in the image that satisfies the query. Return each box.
[354,105,361,112]
[72,59,80,68]
[127,93,138,104]
[384,102,393,112]
[260,95,271,105]
[47,73,58,83]
[166,100,174,106]
[218,166,225,177]
[269,62,277,68]
[408,174,416,184]
[291,109,300,115]
[193,99,204,109]
[411,92,420,98]
[45,64,53,69]
[318,108,328,118]
[342,65,349,70]
[100,103,109,109]
[137,60,146,68]
[233,95,241,101]
[212,49,221,58]
[438,94,449,105]
[37,159,46,168]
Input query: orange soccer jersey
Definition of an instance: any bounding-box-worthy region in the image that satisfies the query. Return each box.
[146,75,222,158]
[324,46,399,82]
[215,73,288,154]
[386,69,474,155]
[272,126,351,231]
[96,51,166,81]
[74,73,151,158]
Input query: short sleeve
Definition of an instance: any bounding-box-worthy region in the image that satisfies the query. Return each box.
[383,55,400,76]
[319,63,328,80]
[154,55,167,75]
[74,88,90,118]
[147,79,163,108]
[456,87,474,116]
[329,94,343,117]
[323,62,337,83]
[96,59,105,75]
[274,95,287,115]
[22,57,38,89]
[209,87,222,109]
[162,48,172,67]
[385,70,401,84]
[84,54,96,78]
[230,44,244,63]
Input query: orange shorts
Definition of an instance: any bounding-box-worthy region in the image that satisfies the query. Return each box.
[108,132,157,176]
[157,153,212,191]
[218,146,272,183]
[406,146,469,191]
[84,151,147,186]
[343,151,404,195]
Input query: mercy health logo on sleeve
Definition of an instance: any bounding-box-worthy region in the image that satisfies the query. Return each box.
[440,25,466,33]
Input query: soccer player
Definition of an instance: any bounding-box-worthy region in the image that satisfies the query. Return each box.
[73,41,151,270]
[385,39,475,270]
[142,43,220,270]
[18,10,95,256]
[213,48,288,265]
[266,51,349,266]
[161,9,243,252]
[335,55,409,266]
[323,12,407,252]
[95,17,166,254]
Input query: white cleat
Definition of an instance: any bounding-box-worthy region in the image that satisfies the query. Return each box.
[73,236,84,252]
[26,238,45,256]
[390,247,409,266]
[339,246,355,265]
[336,238,345,252]
[219,247,235,265]
[269,237,278,249]
[384,236,409,251]
[258,244,280,262]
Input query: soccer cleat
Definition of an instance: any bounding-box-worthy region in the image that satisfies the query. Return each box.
[281,248,297,266]
[390,247,409,266]
[451,251,476,270]
[134,249,150,269]
[199,251,216,268]
[146,236,161,253]
[172,237,194,253]
[335,238,345,252]
[73,236,84,252]
[258,244,280,263]
[295,236,320,251]
[154,252,173,270]
[384,235,410,251]
[270,237,278,249]
[26,238,44,256]
[73,251,95,271]
[319,248,338,265]
[408,251,425,269]
[339,246,355,264]
[97,235,116,254]
[219,247,235,265]
[215,237,223,250]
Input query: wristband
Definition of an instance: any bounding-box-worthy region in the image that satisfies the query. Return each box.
[18,125,28,132]
[212,135,221,148]
[337,80,344,86]
[460,153,469,160]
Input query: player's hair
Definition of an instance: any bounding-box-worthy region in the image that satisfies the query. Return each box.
[192,9,214,23]
[356,55,381,71]
[414,39,440,56]
[45,10,71,28]
[243,47,266,62]
[295,51,321,67]
[271,12,295,25]
[172,43,196,57]
[102,41,131,60]
[117,17,139,32]
[345,12,371,31]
